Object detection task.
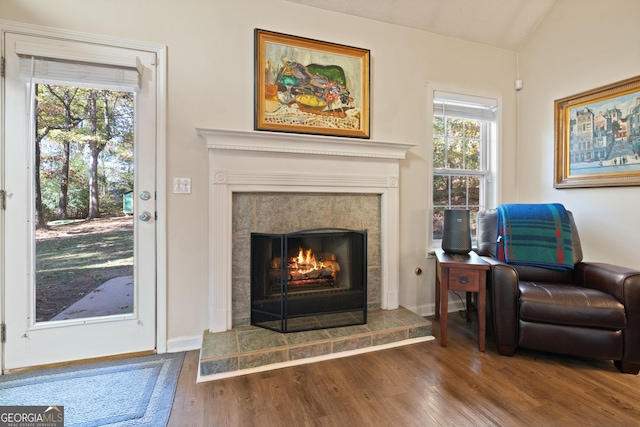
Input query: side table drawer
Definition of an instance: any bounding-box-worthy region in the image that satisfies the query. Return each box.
[448,268,480,291]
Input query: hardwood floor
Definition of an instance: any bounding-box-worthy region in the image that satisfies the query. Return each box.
[168,312,640,426]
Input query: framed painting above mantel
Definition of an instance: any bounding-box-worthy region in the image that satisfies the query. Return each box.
[554,75,640,188]
[254,29,370,139]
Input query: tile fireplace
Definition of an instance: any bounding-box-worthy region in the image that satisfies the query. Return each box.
[198,128,416,333]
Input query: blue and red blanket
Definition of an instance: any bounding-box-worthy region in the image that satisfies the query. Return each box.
[496,203,574,271]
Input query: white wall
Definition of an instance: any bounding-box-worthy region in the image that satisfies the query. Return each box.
[517,0,640,269]
[0,0,518,342]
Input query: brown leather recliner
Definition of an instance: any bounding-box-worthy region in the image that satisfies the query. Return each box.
[476,208,640,374]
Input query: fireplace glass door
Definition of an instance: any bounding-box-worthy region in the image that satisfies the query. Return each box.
[251,228,367,333]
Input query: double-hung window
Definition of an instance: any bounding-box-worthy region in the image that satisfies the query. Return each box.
[432,91,497,243]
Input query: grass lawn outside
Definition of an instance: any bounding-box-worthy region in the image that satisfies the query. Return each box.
[35,216,134,321]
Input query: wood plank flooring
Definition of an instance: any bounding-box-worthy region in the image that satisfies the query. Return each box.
[168,312,640,426]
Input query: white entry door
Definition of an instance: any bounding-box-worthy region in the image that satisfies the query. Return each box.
[2,32,158,371]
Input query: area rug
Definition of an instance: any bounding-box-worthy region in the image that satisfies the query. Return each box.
[0,352,184,427]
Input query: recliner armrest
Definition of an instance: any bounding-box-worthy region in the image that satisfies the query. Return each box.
[575,262,640,368]
[481,257,519,354]
[574,262,640,303]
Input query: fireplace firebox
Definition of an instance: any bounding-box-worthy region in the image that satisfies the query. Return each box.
[251,228,367,333]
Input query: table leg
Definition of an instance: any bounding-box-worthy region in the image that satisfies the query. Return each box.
[435,262,441,321]
[466,292,472,322]
[440,266,449,347]
[478,273,487,352]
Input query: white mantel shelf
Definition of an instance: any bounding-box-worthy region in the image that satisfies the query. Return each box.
[196,128,416,160]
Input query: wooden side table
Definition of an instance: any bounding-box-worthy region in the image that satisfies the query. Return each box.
[434,248,489,351]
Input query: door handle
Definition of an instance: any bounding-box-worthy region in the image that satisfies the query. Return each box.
[139,211,152,222]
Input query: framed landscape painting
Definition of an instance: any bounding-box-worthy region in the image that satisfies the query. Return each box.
[554,75,640,188]
[254,29,370,138]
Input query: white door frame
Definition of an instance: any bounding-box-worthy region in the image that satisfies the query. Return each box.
[0,19,168,368]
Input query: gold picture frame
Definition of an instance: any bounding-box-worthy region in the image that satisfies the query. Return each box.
[254,29,370,138]
[554,75,640,188]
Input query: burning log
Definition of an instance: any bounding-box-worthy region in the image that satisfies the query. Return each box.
[290,266,335,281]
[269,247,340,286]
[288,278,335,287]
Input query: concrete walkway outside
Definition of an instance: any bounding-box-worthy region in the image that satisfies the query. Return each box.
[50,276,134,321]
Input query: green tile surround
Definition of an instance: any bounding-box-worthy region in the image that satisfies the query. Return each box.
[199,307,433,381]
[231,192,383,326]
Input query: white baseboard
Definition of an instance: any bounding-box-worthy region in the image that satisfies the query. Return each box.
[166,334,203,353]
[404,299,466,318]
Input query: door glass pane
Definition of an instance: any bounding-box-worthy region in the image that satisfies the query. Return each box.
[34,84,135,322]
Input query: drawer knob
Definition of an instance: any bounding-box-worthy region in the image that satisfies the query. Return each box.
[460,276,468,284]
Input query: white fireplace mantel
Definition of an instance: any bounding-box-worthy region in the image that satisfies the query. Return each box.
[197,128,416,160]
[199,128,416,333]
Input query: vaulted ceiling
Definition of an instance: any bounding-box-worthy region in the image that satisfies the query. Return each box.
[285,0,557,50]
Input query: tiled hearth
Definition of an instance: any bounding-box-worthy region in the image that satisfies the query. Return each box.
[198,307,433,382]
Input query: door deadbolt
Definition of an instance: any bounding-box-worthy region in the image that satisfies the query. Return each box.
[139,191,151,201]
[139,211,152,222]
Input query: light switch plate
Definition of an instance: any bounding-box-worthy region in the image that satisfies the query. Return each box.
[173,177,191,194]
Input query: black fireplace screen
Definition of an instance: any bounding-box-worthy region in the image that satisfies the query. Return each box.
[251,228,367,333]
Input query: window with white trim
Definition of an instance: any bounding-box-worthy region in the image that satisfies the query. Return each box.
[432,91,497,243]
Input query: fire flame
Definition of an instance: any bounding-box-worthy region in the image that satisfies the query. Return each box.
[291,247,324,274]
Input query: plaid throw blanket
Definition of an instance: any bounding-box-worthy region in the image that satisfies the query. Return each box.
[496,203,574,271]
